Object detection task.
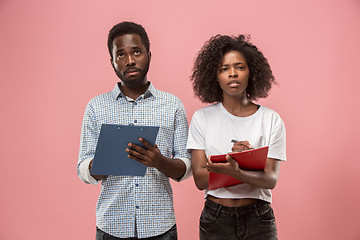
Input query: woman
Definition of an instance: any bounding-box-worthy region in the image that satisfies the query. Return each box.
[187,35,286,240]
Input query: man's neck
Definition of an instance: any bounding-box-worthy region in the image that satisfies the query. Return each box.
[119,81,150,100]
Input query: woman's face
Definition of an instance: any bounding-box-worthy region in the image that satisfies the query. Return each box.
[217,50,250,99]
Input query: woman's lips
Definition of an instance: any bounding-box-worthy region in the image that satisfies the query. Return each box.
[228,80,240,87]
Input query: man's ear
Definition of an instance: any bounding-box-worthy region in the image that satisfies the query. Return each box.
[148,51,151,61]
[110,57,114,68]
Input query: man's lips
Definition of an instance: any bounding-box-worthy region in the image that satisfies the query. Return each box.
[124,68,141,76]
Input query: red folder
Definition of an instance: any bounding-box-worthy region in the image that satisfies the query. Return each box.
[208,146,269,190]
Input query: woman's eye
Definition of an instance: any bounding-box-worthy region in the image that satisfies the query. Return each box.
[219,68,227,72]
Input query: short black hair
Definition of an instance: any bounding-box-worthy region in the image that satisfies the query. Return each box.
[191,34,276,103]
[107,21,150,57]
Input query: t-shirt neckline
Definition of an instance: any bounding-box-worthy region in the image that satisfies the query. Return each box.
[219,102,262,120]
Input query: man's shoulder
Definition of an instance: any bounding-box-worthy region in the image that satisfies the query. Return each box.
[154,89,183,104]
[85,91,114,110]
[88,91,113,103]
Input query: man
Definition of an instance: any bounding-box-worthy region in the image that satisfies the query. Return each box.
[77,21,191,240]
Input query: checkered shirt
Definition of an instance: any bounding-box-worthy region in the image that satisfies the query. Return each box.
[77,82,190,238]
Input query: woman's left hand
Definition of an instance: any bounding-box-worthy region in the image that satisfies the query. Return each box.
[206,155,242,176]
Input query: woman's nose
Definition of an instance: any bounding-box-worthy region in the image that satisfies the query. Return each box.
[229,68,238,78]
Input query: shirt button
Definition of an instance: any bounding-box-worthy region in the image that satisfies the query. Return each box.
[134,102,137,105]
[136,206,139,209]
[134,120,137,123]
[135,184,139,187]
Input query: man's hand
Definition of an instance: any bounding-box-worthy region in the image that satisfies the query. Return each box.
[126,137,164,168]
[89,159,107,181]
[231,140,254,152]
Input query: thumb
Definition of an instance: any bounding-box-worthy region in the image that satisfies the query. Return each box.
[226,155,236,164]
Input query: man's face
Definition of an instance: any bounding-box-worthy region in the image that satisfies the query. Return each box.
[111,34,150,87]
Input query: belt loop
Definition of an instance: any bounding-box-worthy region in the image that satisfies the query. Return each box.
[215,203,222,217]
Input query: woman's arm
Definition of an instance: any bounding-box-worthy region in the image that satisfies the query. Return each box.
[191,149,209,190]
[206,156,281,189]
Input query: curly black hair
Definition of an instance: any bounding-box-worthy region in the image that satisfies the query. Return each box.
[191,34,276,103]
[107,21,150,57]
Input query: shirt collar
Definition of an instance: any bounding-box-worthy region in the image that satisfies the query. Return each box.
[111,81,158,100]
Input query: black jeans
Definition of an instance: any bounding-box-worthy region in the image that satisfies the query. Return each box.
[96,224,177,240]
[200,198,278,240]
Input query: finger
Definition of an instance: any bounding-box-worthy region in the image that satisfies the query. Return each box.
[126,147,147,161]
[207,156,213,165]
[226,155,239,170]
[234,141,253,151]
[128,142,148,155]
[127,153,153,167]
[243,140,252,149]
[238,141,249,147]
[226,154,236,164]
[139,137,154,151]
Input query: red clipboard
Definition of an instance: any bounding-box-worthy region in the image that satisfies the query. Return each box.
[208,146,268,190]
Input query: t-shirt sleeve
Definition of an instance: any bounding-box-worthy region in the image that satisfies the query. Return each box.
[267,113,287,161]
[186,110,206,150]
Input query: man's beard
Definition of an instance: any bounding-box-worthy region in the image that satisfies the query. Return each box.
[115,62,150,88]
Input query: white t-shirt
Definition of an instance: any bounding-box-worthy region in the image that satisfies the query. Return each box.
[186,103,286,203]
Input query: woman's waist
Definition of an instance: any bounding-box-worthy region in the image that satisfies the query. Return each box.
[207,195,260,207]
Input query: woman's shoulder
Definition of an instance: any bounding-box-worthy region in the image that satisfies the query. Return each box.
[259,105,281,116]
[258,105,285,125]
[193,103,221,116]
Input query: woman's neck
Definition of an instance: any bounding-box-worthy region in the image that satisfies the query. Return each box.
[222,95,258,117]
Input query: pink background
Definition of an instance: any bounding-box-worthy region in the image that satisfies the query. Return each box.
[1,0,360,239]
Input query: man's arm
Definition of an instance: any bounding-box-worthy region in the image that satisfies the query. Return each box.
[126,138,186,180]
[78,158,102,184]
[77,102,106,184]
[126,100,191,180]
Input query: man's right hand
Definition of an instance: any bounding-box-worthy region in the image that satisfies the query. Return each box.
[89,159,107,180]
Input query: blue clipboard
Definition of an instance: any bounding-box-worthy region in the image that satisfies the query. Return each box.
[90,124,159,176]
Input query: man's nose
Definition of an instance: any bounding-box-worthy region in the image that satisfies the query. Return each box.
[126,55,135,66]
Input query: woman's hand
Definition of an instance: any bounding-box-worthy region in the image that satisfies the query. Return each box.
[231,140,254,152]
[206,155,242,176]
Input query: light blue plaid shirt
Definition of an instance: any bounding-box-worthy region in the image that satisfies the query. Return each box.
[77,82,190,238]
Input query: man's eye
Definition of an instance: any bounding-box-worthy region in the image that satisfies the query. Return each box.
[117,54,124,58]
[134,51,141,55]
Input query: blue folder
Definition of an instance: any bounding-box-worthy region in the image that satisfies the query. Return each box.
[90,124,159,176]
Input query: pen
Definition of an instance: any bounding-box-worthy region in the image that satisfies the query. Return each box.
[231,139,238,143]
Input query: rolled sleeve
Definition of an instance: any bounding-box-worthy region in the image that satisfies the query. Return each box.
[173,157,192,182]
[171,100,192,181]
[78,158,100,185]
